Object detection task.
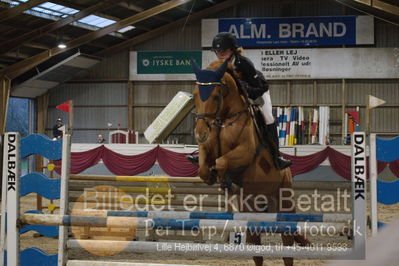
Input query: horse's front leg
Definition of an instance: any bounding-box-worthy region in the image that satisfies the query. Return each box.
[214,144,252,189]
[198,144,217,185]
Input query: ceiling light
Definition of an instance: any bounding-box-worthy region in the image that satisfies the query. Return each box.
[118,26,135,33]
[57,41,67,49]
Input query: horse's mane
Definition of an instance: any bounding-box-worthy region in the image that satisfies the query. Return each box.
[206,59,226,70]
[206,59,236,88]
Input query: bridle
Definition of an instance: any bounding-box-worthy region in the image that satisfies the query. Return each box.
[194,80,248,130]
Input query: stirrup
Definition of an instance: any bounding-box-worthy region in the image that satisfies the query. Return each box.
[186,155,199,166]
[276,157,292,170]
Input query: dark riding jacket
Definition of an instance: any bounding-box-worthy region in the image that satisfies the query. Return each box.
[233,54,269,100]
[52,124,63,139]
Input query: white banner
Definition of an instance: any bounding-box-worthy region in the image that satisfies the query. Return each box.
[202,48,399,79]
[130,48,399,80]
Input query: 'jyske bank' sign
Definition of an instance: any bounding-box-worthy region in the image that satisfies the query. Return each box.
[202,16,373,47]
[136,51,201,74]
[130,51,201,80]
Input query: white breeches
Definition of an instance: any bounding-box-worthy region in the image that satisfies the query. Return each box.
[260,91,274,125]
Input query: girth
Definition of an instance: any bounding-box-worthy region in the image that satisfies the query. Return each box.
[224,143,265,188]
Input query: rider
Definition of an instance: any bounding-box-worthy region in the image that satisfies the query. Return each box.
[187,32,291,170]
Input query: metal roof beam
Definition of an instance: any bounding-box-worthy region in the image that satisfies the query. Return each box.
[23,42,52,50]
[118,1,174,23]
[117,1,143,12]
[50,0,132,28]
[50,0,162,34]
[0,77,11,134]
[0,0,47,23]
[351,0,399,15]
[155,0,188,13]
[42,33,109,49]
[0,0,192,80]
[335,0,399,25]
[3,51,31,59]
[96,0,243,56]
[0,58,18,63]
[51,0,161,24]
[0,0,122,56]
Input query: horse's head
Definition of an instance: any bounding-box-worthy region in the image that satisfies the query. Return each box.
[191,59,229,144]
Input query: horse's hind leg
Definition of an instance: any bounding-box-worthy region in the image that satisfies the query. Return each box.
[214,145,253,186]
[294,234,310,247]
[279,194,295,266]
[277,169,297,266]
[282,235,294,266]
[279,169,311,247]
[247,231,263,266]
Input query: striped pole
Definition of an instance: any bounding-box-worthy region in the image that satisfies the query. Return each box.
[22,214,349,235]
[67,261,196,266]
[289,108,296,146]
[284,107,291,146]
[369,134,378,236]
[276,107,282,142]
[311,109,318,144]
[279,107,286,146]
[71,210,352,223]
[70,197,223,207]
[298,107,304,144]
[70,174,203,183]
[69,185,223,195]
[344,112,348,144]
[68,239,353,259]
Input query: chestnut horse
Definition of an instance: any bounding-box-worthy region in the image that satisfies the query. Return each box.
[191,59,309,266]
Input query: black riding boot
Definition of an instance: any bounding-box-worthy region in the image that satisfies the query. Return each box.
[265,122,292,170]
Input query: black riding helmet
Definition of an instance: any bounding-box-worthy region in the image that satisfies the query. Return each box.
[212,32,238,51]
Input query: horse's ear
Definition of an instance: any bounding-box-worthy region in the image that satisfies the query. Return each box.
[190,58,201,78]
[215,59,228,80]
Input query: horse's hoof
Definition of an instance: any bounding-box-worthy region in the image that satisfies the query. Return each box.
[206,179,216,186]
[230,183,240,194]
[220,178,233,191]
[205,174,217,186]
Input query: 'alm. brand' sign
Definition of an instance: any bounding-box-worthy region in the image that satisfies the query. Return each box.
[202,16,374,47]
[137,51,201,74]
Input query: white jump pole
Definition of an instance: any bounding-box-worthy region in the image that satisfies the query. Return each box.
[343,112,348,144]
[369,133,378,236]
[21,213,349,235]
[3,133,21,266]
[67,261,196,266]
